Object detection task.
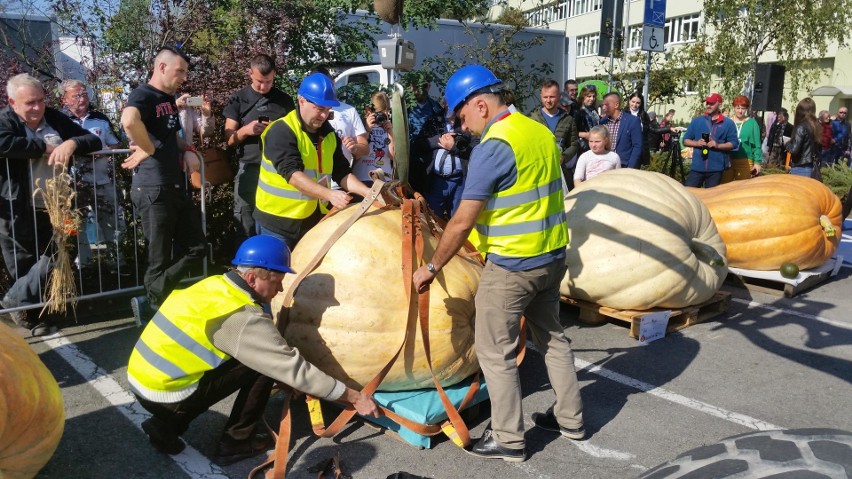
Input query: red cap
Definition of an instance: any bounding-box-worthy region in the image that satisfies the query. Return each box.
[705,93,723,104]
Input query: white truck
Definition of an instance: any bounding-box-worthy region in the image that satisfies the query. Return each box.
[333,11,568,112]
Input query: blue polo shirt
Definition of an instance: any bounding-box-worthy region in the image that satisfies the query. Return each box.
[684,114,740,172]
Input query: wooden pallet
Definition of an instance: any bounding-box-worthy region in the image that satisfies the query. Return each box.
[725,269,832,298]
[560,291,731,339]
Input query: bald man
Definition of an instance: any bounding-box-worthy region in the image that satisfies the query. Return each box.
[121,47,207,324]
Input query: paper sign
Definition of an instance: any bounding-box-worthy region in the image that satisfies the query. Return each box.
[638,310,671,345]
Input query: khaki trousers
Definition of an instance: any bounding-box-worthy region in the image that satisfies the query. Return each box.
[474,259,583,449]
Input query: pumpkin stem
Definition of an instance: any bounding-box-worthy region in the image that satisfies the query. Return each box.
[819,215,836,238]
[691,239,726,267]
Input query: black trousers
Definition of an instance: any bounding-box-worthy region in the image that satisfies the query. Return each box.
[136,359,274,443]
[130,186,206,306]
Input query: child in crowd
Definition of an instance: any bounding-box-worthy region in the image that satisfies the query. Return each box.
[573,125,620,186]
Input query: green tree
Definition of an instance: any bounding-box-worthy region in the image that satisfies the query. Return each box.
[674,0,851,108]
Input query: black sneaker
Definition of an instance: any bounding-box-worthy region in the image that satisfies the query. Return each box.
[131,296,155,326]
[213,433,275,466]
[466,428,526,462]
[141,417,186,455]
[531,410,585,440]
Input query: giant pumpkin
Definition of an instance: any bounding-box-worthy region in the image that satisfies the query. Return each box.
[272,204,482,391]
[561,169,728,310]
[688,175,842,270]
[0,323,65,479]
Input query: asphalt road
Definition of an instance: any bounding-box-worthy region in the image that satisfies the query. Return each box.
[20,223,852,479]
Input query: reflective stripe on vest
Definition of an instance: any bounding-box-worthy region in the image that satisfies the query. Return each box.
[127,275,255,395]
[255,110,336,220]
[470,113,568,257]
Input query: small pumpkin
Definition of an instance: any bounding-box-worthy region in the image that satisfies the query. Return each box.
[273,204,482,391]
[0,323,65,479]
[562,169,728,310]
[688,175,842,270]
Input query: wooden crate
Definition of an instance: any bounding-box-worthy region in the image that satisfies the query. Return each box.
[561,291,731,339]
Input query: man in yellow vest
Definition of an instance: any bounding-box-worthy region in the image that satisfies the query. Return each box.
[254,73,371,249]
[127,235,378,465]
[413,65,584,463]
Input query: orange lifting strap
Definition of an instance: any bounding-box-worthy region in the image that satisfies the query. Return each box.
[249,179,527,479]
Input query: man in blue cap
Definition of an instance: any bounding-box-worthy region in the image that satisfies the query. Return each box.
[413,65,584,463]
[253,73,371,249]
[128,235,379,465]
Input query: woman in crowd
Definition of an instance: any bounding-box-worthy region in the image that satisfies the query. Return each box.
[176,93,215,183]
[624,92,651,166]
[574,85,600,157]
[723,95,763,182]
[785,97,821,180]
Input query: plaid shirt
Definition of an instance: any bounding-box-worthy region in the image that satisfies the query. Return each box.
[604,114,622,148]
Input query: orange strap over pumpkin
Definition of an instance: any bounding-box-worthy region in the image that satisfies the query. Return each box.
[255,185,526,479]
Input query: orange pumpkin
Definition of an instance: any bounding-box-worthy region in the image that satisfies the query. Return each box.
[688,175,842,270]
[0,323,65,479]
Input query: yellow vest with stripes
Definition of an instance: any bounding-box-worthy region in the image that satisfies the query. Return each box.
[127,276,255,399]
[256,110,336,219]
[469,112,568,257]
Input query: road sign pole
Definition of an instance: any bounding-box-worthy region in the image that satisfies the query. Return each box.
[643,50,651,104]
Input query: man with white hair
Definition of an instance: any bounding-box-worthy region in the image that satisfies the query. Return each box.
[0,73,101,335]
[121,47,207,324]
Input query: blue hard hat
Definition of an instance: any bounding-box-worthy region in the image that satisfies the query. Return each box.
[297,72,340,107]
[232,235,294,274]
[444,65,502,113]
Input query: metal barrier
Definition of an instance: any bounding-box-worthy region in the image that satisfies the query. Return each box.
[0,149,209,319]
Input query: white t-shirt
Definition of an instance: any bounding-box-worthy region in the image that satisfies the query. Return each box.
[329,102,367,165]
[574,150,621,181]
[353,126,392,182]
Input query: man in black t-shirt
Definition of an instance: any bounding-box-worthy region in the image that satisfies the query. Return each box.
[223,54,295,242]
[120,46,207,324]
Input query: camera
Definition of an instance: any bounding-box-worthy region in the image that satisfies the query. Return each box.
[455,131,473,152]
[374,112,389,123]
[185,96,203,107]
[701,132,710,142]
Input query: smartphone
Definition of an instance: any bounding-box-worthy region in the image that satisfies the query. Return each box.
[185,96,203,107]
[258,115,270,123]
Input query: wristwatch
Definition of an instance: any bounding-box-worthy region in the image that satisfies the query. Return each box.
[426,263,437,274]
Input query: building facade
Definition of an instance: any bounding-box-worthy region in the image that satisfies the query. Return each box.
[494,0,851,122]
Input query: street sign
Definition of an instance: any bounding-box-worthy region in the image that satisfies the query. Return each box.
[642,25,665,52]
[644,0,667,27]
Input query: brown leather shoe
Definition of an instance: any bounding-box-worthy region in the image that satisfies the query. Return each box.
[213,433,275,466]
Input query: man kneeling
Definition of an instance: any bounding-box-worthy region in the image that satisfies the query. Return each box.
[127,235,378,465]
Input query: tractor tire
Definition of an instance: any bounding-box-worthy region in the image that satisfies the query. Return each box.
[639,428,852,479]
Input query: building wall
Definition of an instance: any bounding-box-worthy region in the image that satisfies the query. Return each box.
[497,0,851,123]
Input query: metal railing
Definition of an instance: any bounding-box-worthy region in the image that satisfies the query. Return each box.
[1,149,210,319]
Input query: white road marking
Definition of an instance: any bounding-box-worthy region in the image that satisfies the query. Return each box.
[570,440,635,460]
[42,332,230,479]
[573,357,782,431]
[730,297,852,331]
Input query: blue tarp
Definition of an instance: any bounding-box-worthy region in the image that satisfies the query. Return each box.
[839,219,852,268]
[363,374,489,448]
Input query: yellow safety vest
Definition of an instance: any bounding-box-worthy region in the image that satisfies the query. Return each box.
[469,113,569,257]
[127,275,255,401]
[255,109,337,220]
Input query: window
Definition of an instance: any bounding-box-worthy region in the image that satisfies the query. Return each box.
[523,0,602,27]
[664,13,701,45]
[576,32,600,57]
[626,25,642,50]
[684,79,699,95]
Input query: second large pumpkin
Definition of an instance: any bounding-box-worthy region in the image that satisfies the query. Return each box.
[688,175,842,270]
